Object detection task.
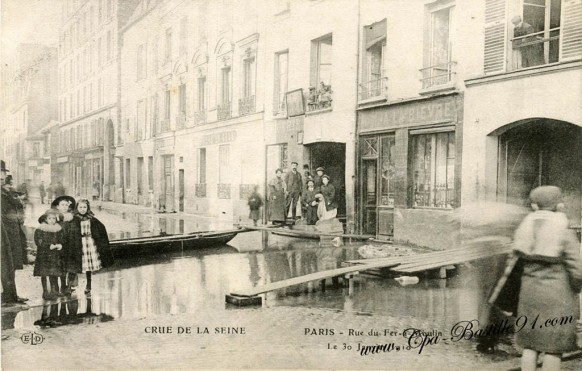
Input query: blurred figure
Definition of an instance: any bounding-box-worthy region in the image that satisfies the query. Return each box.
[247,185,263,226]
[512,186,582,371]
[39,181,46,204]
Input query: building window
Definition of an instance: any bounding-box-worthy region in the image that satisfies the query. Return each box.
[148,156,154,191]
[240,56,256,116]
[310,34,332,88]
[218,144,230,198]
[308,34,333,111]
[164,89,171,119]
[98,38,102,66]
[221,67,231,103]
[274,51,288,114]
[107,0,113,18]
[422,4,455,89]
[179,17,187,55]
[151,93,158,136]
[164,28,172,63]
[196,148,206,197]
[511,0,561,70]
[137,157,144,196]
[411,131,455,209]
[137,44,146,80]
[179,84,187,115]
[197,77,206,111]
[106,31,112,61]
[137,99,145,141]
[97,78,103,107]
[125,158,131,188]
[360,19,387,100]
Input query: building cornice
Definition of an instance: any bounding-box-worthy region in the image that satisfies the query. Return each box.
[59,103,116,127]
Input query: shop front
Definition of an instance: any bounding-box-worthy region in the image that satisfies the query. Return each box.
[357,93,463,248]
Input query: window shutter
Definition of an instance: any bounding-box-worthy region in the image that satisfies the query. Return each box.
[483,0,506,74]
[561,0,582,61]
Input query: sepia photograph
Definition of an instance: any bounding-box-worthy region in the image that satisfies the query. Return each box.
[1,0,581,369]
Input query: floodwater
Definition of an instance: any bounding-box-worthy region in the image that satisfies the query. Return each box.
[5,203,502,332]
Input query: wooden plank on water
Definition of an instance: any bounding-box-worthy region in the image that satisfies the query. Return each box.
[394,247,509,273]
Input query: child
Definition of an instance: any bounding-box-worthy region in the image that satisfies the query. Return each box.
[52,195,76,295]
[71,199,114,295]
[34,209,64,300]
[247,185,263,226]
[513,186,582,371]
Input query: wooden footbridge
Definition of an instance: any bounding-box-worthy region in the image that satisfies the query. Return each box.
[226,238,512,306]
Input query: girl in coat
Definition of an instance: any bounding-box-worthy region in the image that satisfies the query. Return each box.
[302,179,319,225]
[52,195,76,295]
[71,198,114,295]
[512,186,582,371]
[34,209,64,300]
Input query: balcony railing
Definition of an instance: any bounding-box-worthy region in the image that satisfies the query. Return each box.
[511,28,560,70]
[193,110,206,126]
[358,77,388,101]
[217,183,231,199]
[175,113,186,130]
[420,61,457,89]
[160,118,170,132]
[195,183,206,198]
[306,83,333,112]
[217,101,231,120]
[239,95,256,116]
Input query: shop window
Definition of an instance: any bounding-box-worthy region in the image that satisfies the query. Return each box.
[360,19,387,100]
[411,131,455,208]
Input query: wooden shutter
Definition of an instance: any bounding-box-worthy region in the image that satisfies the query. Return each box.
[561,0,582,61]
[484,0,507,74]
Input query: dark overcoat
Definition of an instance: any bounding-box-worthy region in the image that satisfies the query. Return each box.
[33,223,64,277]
[1,187,27,271]
[301,188,319,225]
[268,177,286,222]
[66,216,114,273]
[319,183,338,211]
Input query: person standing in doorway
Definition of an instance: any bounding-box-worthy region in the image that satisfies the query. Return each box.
[319,175,338,220]
[303,164,313,185]
[268,169,287,225]
[511,15,544,68]
[1,160,29,307]
[39,181,46,204]
[284,162,303,220]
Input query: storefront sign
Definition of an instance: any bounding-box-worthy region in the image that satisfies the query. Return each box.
[201,130,237,145]
[359,97,458,132]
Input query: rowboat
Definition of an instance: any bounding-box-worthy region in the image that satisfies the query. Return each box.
[109,228,240,257]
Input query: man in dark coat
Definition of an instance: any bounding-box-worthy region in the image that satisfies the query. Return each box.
[1,160,29,306]
[284,162,303,220]
[512,15,544,68]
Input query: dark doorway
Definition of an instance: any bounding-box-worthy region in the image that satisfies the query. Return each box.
[497,119,582,229]
[308,142,346,217]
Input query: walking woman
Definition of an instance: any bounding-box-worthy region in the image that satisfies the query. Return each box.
[512,186,582,371]
[70,199,114,295]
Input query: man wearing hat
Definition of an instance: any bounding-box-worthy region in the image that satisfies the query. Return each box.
[284,162,303,220]
[313,167,325,191]
[1,160,29,306]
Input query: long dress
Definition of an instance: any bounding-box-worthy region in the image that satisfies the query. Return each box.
[268,177,287,222]
[513,210,582,353]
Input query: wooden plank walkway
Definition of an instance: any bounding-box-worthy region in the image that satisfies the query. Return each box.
[229,242,512,299]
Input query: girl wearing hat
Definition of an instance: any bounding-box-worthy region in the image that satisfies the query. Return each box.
[34,209,65,300]
[52,195,77,295]
[512,186,582,371]
[70,199,114,295]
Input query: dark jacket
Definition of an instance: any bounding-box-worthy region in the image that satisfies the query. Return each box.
[284,170,303,194]
[33,223,64,277]
[319,183,337,211]
[1,186,27,272]
[302,188,319,225]
[67,216,114,272]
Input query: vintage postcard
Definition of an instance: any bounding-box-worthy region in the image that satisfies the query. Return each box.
[1,0,581,369]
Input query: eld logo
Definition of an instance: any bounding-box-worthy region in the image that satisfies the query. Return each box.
[20,332,44,345]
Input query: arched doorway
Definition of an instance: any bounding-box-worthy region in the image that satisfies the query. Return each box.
[491,118,582,232]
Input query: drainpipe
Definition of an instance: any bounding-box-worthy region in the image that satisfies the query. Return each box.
[351,0,362,234]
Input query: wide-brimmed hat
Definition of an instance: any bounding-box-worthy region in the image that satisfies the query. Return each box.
[51,195,76,210]
[1,160,8,172]
[530,186,562,211]
[316,167,325,172]
[38,209,60,224]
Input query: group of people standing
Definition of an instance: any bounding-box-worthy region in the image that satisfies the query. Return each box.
[1,160,113,308]
[255,162,337,226]
[38,181,66,205]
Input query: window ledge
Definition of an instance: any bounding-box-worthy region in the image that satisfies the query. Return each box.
[305,107,332,116]
[419,83,458,96]
[358,95,387,106]
[465,59,582,87]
